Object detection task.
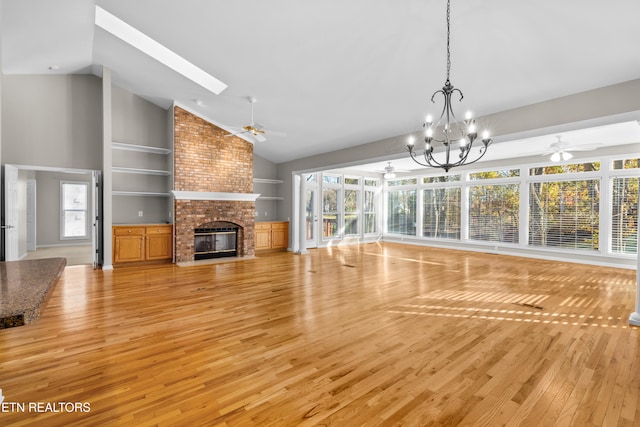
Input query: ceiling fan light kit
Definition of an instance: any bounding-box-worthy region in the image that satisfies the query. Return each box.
[225,96,269,142]
[550,151,573,162]
[407,0,492,173]
[383,162,396,179]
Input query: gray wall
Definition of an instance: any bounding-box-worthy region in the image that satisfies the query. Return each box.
[1,74,102,169]
[35,170,93,247]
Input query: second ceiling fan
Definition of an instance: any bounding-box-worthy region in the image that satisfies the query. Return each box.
[225,96,284,142]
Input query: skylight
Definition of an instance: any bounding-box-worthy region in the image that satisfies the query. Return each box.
[95,6,227,95]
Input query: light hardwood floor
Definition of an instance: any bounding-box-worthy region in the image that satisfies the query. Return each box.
[23,245,93,266]
[0,242,638,426]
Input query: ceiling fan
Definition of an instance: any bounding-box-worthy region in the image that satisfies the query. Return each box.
[225,96,283,142]
[378,162,409,179]
[543,135,602,162]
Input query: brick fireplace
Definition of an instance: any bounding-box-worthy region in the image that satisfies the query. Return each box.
[173,106,257,263]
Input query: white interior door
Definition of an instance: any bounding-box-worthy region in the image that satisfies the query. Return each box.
[305,188,318,248]
[92,170,102,268]
[26,179,36,251]
[4,165,19,261]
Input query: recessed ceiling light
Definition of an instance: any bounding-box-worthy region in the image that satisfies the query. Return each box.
[195,99,206,107]
[94,6,227,95]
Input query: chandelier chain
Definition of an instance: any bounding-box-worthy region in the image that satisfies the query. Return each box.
[446,0,451,83]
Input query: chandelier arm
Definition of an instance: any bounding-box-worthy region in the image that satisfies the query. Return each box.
[451,87,463,103]
[407,146,434,168]
[407,144,453,171]
[455,145,490,168]
[458,142,490,165]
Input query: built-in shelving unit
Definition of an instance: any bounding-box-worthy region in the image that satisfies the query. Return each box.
[254,178,283,200]
[112,141,173,198]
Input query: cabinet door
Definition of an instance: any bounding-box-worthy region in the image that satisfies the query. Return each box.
[255,228,272,250]
[271,223,288,249]
[145,226,173,260]
[114,235,145,263]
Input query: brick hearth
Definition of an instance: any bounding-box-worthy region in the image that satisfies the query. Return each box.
[173,106,255,262]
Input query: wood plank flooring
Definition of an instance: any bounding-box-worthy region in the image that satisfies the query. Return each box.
[0,242,639,426]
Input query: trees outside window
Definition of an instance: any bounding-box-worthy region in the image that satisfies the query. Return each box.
[529,180,599,250]
[387,189,416,235]
[364,189,377,234]
[423,187,460,239]
[344,189,359,236]
[322,187,340,238]
[468,184,519,243]
[611,176,638,254]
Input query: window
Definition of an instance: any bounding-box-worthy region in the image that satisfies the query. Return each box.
[423,187,460,239]
[529,162,600,175]
[612,158,640,170]
[423,174,461,183]
[611,177,638,254]
[323,175,341,184]
[387,189,416,235]
[322,187,340,238]
[344,189,359,236]
[387,178,417,186]
[364,189,377,234]
[529,180,599,251]
[344,177,360,185]
[469,184,519,243]
[61,181,89,239]
[469,169,520,180]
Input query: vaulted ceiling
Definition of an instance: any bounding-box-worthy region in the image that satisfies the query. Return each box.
[3,0,640,169]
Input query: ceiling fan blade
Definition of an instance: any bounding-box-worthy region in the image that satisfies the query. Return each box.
[224,129,249,137]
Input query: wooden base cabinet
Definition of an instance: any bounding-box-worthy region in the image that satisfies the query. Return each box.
[113,224,173,265]
[255,222,288,252]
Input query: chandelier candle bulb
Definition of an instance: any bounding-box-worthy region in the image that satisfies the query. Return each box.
[425,127,433,138]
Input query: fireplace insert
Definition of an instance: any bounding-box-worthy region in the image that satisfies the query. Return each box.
[194,226,238,260]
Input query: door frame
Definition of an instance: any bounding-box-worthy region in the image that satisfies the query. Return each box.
[2,164,102,266]
[305,185,319,249]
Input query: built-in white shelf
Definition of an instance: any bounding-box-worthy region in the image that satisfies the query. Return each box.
[112,141,172,155]
[112,167,172,176]
[254,178,282,201]
[112,191,173,197]
[254,178,283,184]
[258,196,284,201]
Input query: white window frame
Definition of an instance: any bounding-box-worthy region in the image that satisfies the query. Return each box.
[60,180,90,240]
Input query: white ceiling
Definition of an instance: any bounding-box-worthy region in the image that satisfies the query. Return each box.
[3,0,640,169]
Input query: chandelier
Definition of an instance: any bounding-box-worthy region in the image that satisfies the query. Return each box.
[407,0,492,173]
